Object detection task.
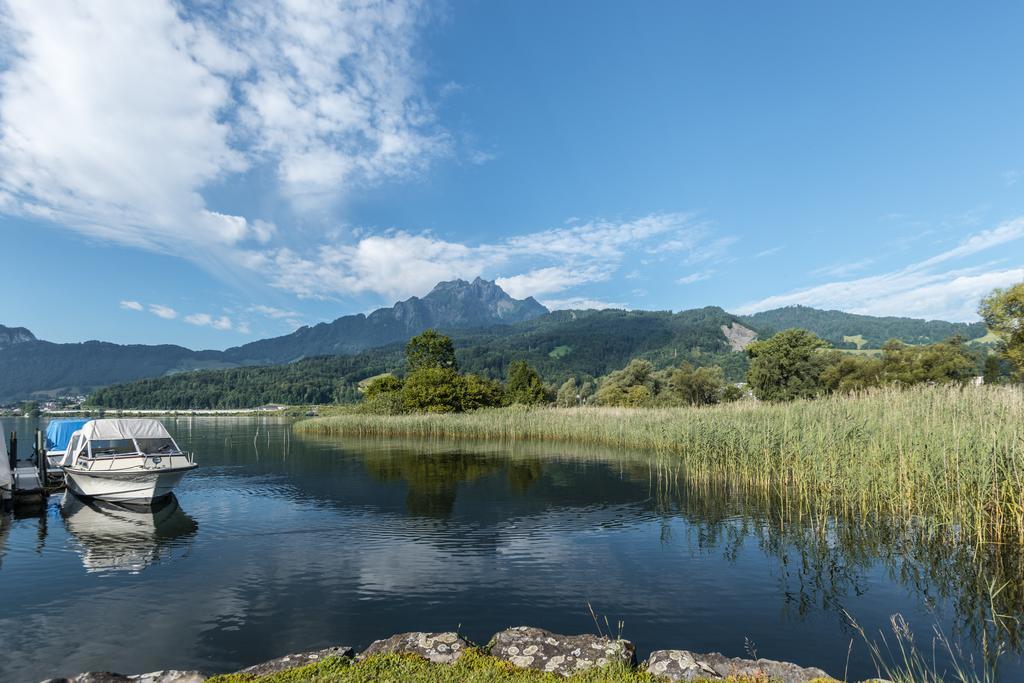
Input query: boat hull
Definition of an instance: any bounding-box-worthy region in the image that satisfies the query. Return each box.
[63,465,196,503]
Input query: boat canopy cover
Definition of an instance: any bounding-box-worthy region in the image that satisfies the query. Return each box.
[81,419,173,441]
[45,419,91,451]
[0,421,10,489]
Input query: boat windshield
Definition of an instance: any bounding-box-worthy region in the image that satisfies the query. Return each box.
[136,438,180,455]
[89,439,139,456]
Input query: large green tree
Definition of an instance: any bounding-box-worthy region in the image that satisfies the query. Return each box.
[979,282,1024,375]
[879,337,976,385]
[594,359,661,406]
[506,360,546,405]
[745,329,831,401]
[401,367,465,413]
[405,329,458,372]
[555,377,579,407]
[665,362,726,406]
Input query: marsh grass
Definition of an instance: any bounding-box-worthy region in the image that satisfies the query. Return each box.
[296,385,1024,547]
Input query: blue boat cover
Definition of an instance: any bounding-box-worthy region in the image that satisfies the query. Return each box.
[45,419,91,451]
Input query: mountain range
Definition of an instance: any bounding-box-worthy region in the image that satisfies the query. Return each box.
[0,279,991,403]
[222,277,547,364]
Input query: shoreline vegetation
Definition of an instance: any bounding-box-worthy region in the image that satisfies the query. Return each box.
[296,384,1024,547]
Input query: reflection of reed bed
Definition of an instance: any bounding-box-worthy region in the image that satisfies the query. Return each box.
[649,474,1024,664]
[296,385,1024,547]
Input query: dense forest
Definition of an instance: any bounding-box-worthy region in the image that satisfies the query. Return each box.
[88,350,399,409]
[0,339,229,401]
[739,305,988,348]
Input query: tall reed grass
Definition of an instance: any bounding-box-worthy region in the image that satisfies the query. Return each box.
[296,385,1024,546]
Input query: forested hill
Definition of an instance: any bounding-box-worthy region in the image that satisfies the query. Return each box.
[88,350,401,409]
[88,307,752,409]
[0,278,546,401]
[0,339,229,401]
[739,306,988,348]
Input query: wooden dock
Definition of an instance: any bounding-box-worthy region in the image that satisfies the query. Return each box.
[3,429,63,512]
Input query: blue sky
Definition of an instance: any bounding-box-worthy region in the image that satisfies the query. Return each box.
[1,0,1022,349]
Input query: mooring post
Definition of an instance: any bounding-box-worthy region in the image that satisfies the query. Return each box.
[8,430,15,471]
[36,429,47,483]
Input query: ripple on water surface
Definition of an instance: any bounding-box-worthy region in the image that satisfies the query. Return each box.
[0,418,1020,682]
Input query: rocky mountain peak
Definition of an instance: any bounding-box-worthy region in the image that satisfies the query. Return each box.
[0,325,37,349]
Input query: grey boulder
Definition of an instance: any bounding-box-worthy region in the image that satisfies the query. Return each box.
[488,626,635,676]
[41,672,205,683]
[236,646,354,676]
[358,631,469,664]
[646,650,832,682]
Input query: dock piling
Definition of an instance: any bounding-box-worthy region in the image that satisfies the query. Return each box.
[36,429,47,482]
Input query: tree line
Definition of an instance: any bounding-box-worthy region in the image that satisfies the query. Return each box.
[364,283,1023,412]
[87,283,1024,411]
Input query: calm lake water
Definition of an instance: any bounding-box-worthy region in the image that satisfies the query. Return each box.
[1,416,1021,681]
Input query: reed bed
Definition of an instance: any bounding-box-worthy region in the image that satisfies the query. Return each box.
[296,385,1024,546]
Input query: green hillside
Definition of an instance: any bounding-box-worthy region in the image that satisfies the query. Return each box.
[88,307,751,409]
[740,305,987,348]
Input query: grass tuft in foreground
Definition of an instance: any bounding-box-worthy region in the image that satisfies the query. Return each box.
[205,649,817,682]
[296,385,1024,546]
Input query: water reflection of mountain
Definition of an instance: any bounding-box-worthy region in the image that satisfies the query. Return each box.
[61,493,198,573]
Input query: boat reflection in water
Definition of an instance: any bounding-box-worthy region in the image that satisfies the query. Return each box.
[60,492,198,573]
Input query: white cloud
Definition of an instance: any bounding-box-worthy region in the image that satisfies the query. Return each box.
[541,297,626,311]
[912,218,1024,271]
[496,266,607,299]
[811,258,875,278]
[227,0,447,206]
[148,304,178,319]
[256,212,727,302]
[755,247,783,259]
[184,313,213,326]
[185,312,234,331]
[0,0,445,258]
[0,1,253,254]
[1004,170,1020,187]
[250,305,301,320]
[256,231,494,301]
[676,271,711,285]
[512,213,696,261]
[736,218,1024,321]
[119,300,143,311]
[682,236,738,265]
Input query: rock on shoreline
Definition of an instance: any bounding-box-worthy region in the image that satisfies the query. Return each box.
[488,626,636,675]
[41,627,835,682]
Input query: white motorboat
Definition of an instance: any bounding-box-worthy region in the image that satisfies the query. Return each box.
[61,418,196,503]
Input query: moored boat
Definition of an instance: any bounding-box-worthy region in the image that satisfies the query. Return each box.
[61,419,196,503]
[44,418,91,480]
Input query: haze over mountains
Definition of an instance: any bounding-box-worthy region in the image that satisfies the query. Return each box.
[0,279,990,402]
